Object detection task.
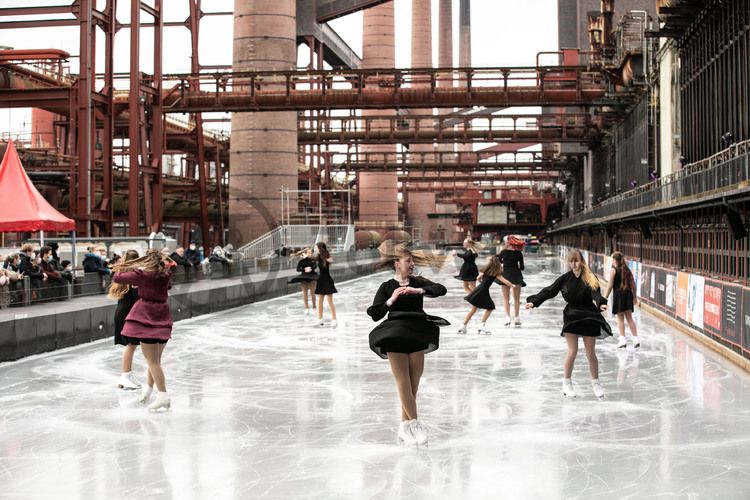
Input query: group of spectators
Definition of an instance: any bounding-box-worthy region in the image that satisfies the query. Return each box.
[0,243,73,307]
[0,241,235,309]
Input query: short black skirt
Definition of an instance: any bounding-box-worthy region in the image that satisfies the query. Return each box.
[612,289,634,314]
[289,272,319,284]
[369,311,449,359]
[122,335,167,345]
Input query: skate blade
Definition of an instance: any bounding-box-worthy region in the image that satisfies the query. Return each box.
[118,384,141,391]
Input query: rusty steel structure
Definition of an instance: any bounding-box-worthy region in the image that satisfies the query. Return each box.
[0,1,645,249]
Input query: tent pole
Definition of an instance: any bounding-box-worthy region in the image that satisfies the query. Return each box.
[40,230,44,247]
[71,232,77,268]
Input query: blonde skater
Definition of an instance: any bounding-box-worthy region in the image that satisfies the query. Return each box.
[525,250,612,399]
[288,248,318,315]
[453,237,481,293]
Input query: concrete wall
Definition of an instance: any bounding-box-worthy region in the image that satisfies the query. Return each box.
[0,251,380,362]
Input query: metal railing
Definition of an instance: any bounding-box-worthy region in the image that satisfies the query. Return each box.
[237,224,355,260]
[555,140,750,229]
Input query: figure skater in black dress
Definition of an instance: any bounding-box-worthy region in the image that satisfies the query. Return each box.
[457,255,515,335]
[601,252,639,349]
[453,237,481,293]
[314,242,338,327]
[367,241,449,446]
[498,235,526,328]
[109,249,141,390]
[288,248,318,316]
[525,250,612,399]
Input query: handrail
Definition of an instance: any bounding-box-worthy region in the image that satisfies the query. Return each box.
[554,139,750,230]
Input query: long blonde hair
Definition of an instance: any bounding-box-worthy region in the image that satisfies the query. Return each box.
[108,249,141,300]
[375,240,448,272]
[567,250,599,290]
[463,237,482,254]
[111,249,172,275]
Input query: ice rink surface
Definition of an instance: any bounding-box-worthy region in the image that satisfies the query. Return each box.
[1,256,750,499]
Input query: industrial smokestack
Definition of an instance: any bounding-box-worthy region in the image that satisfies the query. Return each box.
[229,0,298,243]
[459,0,471,68]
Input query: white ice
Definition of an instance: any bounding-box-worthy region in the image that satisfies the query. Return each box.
[1,256,750,499]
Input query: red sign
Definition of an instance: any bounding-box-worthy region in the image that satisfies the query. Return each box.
[704,283,722,332]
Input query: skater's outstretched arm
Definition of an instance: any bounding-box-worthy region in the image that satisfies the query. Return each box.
[526,273,565,308]
[112,269,144,286]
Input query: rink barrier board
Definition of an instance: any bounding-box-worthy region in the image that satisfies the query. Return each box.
[0,251,382,362]
[557,246,750,366]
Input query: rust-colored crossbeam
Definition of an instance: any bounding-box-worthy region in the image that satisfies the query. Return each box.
[162,66,609,112]
[298,112,599,144]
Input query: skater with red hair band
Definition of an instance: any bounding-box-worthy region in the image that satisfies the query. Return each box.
[498,235,526,327]
[111,249,175,411]
[601,252,640,349]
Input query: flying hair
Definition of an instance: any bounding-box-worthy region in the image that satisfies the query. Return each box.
[110,249,172,276]
[463,237,483,254]
[108,249,141,300]
[375,240,449,272]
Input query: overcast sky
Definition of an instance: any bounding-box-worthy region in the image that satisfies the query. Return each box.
[0,0,558,136]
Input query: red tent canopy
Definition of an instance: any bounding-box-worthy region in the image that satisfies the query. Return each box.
[0,139,75,232]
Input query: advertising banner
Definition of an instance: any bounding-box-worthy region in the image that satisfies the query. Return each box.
[722,284,742,346]
[743,288,750,352]
[676,272,689,321]
[687,274,705,329]
[665,272,676,313]
[703,281,722,334]
[656,269,667,309]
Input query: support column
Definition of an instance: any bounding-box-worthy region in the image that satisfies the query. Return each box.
[230,0,297,244]
[360,3,398,224]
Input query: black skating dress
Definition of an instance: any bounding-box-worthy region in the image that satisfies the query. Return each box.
[288,257,319,284]
[464,273,498,310]
[526,271,612,338]
[498,249,526,286]
[367,276,449,359]
[610,267,635,314]
[454,250,479,282]
[314,258,337,295]
[114,287,140,346]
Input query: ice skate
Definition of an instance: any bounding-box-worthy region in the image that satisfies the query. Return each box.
[117,372,141,391]
[503,315,512,327]
[330,320,338,328]
[304,308,310,317]
[562,380,577,398]
[591,380,605,399]
[617,336,627,349]
[410,419,428,446]
[457,325,467,334]
[138,384,154,404]
[148,391,171,412]
[314,319,325,327]
[632,337,641,348]
[398,420,417,445]
[477,324,491,335]
[512,317,521,328]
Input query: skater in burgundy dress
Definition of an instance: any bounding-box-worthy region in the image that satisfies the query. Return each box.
[112,249,175,411]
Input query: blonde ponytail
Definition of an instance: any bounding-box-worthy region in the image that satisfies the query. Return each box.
[567,250,599,290]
